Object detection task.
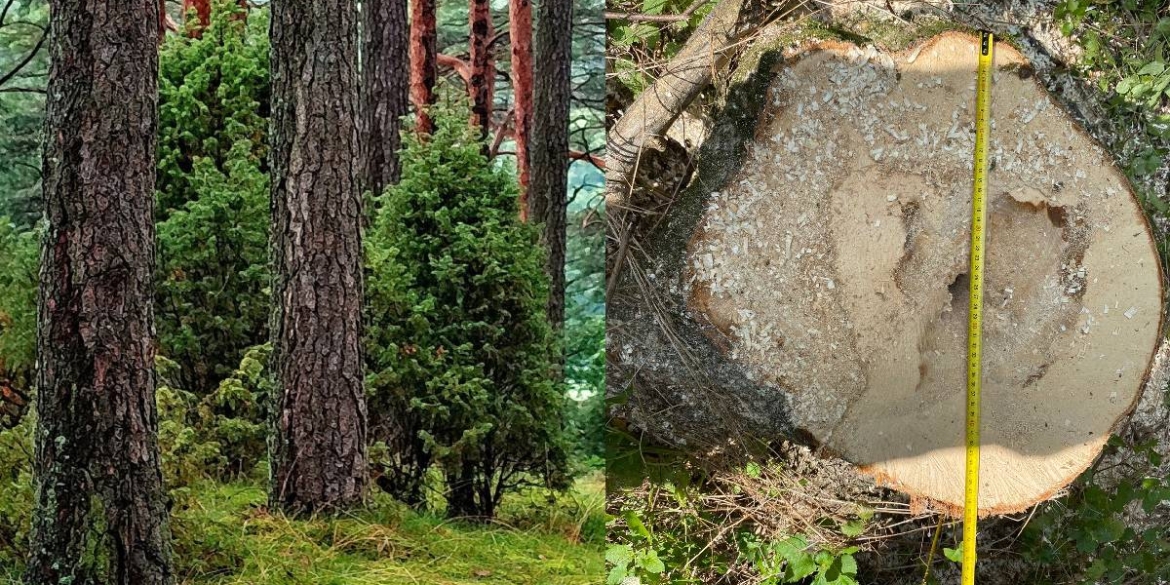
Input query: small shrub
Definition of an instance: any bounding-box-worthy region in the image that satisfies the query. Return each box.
[156,0,271,394]
[200,343,270,478]
[0,410,33,569]
[156,348,270,491]
[0,218,38,398]
[365,108,570,519]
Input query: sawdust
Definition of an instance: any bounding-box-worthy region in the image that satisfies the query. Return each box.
[685,33,1164,514]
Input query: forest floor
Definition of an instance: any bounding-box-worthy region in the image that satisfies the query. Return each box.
[0,474,605,585]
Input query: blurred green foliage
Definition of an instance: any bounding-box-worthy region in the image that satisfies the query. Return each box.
[0,220,36,383]
[0,0,48,226]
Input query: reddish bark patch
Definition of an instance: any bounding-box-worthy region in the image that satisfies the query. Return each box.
[510,0,533,218]
[410,0,438,135]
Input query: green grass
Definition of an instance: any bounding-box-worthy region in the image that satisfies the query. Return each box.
[1,475,605,585]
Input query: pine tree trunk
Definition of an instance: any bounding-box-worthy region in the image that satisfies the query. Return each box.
[509,0,533,216]
[360,0,410,195]
[469,0,494,139]
[24,1,173,583]
[530,0,573,329]
[409,0,437,135]
[269,0,368,513]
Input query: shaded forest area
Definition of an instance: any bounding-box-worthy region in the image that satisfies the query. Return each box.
[0,0,605,583]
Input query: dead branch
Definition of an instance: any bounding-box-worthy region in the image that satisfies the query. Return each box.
[605,0,759,206]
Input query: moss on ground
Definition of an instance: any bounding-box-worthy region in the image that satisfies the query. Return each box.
[0,476,605,585]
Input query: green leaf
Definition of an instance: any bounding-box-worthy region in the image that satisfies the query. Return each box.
[607,544,635,566]
[624,511,653,540]
[839,518,866,538]
[1137,61,1165,76]
[943,544,963,563]
[639,550,666,574]
[786,553,818,581]
[642,0,668,15]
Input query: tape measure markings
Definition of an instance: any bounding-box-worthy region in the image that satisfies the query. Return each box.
[962,30,994,585]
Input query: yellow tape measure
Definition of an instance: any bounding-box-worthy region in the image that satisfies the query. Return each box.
[962,30,994,585]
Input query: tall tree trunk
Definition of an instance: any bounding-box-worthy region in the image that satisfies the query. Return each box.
[360,0,411,195]
[409,0,437,135]
[530,0,573,330]
[269,0,367,513]
[510,0,534,216]
[24,0,173,583]
[468,0,494,139]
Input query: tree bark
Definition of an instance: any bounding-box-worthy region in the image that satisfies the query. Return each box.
[24,1,173,583]
[269,0,367,513]
[530,0,573,330]
[468,0,494,140]
[360,0,410,194]
[510,0,534,215]
[409,0,437,135]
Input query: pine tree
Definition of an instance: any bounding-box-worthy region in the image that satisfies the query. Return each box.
[25,0,173,582]
[360,0,411,193]
[268,0,368,513]
[530,0,573,330]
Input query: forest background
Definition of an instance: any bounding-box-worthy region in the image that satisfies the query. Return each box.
[0,0,607,583]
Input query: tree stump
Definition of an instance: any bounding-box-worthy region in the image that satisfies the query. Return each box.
[611,32,1165,515]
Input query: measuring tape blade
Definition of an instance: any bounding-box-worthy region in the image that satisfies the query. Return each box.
[962,30,994,585]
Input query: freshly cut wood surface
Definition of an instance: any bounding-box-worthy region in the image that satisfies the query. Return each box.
[686,33,1164,514]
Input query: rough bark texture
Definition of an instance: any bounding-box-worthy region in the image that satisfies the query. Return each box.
[409,0,438,135]
[360,0,410,193]
[468,0,494,139]
[510,0,534,216]
[24,1,174,583]
[269,0,368,513]
[530,0,573,329]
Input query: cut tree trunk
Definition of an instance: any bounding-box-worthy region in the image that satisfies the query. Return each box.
[269,0,367,513]
[409,0,438,135]
[24,0,173,583]
[510,0,534,210]
[361,0,410,193]
[530,0,573,329]
[469,0,495,140]
[609,33,1165,515]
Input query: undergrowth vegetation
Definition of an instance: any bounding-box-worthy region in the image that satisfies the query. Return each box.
[1014,2,1170,583]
